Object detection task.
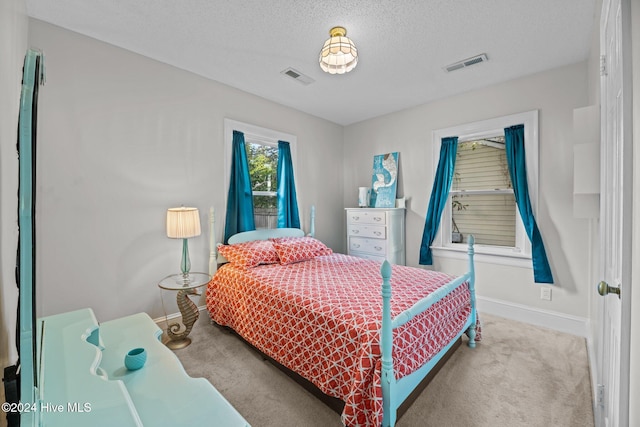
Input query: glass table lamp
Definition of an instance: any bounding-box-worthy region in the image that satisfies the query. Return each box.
[166,206,201,284]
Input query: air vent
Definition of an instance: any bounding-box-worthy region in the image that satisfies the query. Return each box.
[281,67,315,85]
[285,69,300,78]
[444,53,489,73]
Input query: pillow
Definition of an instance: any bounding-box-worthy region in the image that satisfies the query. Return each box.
[217,240,280,268]
[270,236,333,265]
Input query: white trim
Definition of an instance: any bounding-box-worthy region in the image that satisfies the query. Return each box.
[431,110,538,259]
[477,295,589,337]
[432,110,539,200]
[224,118,297,148]
[585,325,599,418]
[432,246,531,268]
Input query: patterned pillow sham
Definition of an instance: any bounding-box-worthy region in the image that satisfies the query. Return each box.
[270,236,333,265]
[217,240,280,268]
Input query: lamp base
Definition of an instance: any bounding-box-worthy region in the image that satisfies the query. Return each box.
[165,337,192,350]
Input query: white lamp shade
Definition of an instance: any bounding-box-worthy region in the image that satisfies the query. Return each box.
[166,207,201,239]
[319,27,358,75]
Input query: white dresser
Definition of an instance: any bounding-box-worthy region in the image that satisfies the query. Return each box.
[345,208,406,265]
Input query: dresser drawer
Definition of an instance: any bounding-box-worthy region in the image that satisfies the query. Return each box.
[349,237,387,256]
[347,224,386,239]
[345,208,405,265]
[346,210,386,225]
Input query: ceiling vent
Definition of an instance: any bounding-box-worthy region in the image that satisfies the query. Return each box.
[281,67,315,85]
[444,53,489,73]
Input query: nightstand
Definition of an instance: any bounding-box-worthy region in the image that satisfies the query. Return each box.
[158,272,211,349]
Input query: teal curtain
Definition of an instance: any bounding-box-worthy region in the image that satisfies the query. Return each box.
[504,125,554,283]
[276,141,300,228]
[419,137,458,265]
[223,130,255,243]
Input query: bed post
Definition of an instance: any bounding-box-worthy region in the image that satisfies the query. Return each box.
[308,205,316,237]
[466,235,477,348]
[380,260,396,427]
[209,206,217,277]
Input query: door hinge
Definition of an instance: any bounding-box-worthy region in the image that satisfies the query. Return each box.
[597,384,605,407]
[600,55,607,76]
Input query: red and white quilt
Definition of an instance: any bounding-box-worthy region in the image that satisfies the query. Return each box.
[206,253,478,427]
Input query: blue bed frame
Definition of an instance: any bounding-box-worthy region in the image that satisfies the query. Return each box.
[380,235,476,427]
[211,214,477,427]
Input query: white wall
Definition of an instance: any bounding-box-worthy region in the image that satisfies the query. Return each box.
[0,0,28,369]
[344,62,591,319]
[27,20,344,322]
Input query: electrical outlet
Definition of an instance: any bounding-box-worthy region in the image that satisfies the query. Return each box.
[541,287,552,301]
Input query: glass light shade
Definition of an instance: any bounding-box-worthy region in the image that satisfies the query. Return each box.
[319,27,358,75]
[166,207,201,239]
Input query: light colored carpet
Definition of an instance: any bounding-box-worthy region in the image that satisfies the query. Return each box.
[173,313,594,427]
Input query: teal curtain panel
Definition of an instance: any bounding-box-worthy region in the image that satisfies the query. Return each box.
[504,125,554,283]
[276,140,300,228]
[419,136,458,265]
[224,130,256,243]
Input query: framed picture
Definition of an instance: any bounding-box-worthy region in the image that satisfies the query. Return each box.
[370,152,399,208]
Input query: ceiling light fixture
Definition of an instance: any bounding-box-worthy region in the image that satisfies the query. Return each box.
[319,26,358,75]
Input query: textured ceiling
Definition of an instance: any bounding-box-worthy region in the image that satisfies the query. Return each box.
[26,0,597,125]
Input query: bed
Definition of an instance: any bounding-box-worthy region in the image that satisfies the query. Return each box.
[205,223,478,427]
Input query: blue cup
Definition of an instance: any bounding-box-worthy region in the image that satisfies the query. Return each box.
[124,347,147,371]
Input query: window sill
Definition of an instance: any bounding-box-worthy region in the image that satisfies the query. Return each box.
[431,245,532,268]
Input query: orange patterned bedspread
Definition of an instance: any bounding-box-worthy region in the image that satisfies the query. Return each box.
[206,253,475,427]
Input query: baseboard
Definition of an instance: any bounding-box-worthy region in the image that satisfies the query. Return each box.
[585,323,601,423]
[152,305,208,324]
[477,296,589,337]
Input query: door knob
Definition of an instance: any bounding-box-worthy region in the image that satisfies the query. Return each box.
[597,281,621,298]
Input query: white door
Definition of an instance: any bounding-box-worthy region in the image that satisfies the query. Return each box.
[597,0,632,426]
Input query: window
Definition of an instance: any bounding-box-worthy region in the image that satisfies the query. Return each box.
[452,136,517,247]
[431,111,538,265]
[224,119,297,229]
[245,140,278,228]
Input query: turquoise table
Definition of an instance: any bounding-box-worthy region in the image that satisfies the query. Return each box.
[37,308,250,427]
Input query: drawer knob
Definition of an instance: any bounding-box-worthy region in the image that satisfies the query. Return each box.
[352,216,359,221]
[352,229,359,234]
[374,246,383,251]
[374,231,382,236]
[374,217,382,222]
[353,244,361,248]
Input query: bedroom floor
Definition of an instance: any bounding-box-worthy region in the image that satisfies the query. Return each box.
[174,313,594,427]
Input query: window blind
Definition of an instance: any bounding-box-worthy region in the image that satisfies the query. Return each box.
[452,141,516,247]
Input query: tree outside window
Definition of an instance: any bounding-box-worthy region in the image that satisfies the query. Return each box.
[246,141,278,227]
